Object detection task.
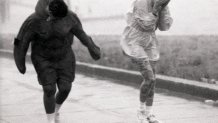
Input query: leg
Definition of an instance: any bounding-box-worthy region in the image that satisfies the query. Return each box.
[131,58,156,121]
[55,49,75,107]
[42,84,57,113]
[145,61,157,106]
[56,79,72,105]
[143,61,162,123]
[54,50,75,120]
[54,79,73,121]
[131,58,155,104]
[32,54,58,122]
[42,83,56,123]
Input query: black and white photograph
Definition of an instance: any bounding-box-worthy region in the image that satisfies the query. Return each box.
[0,0,218,123]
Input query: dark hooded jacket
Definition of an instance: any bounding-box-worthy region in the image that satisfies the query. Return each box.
[14,0,100,74]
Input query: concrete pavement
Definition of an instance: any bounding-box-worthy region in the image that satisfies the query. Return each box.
[0,57,218,123]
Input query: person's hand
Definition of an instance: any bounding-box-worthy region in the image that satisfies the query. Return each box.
[14,38,26,74]
[88,46,101,60]
[14,51,26,74]
[17,64,26,74]
[86,37,101,60]
[152,0,170,16]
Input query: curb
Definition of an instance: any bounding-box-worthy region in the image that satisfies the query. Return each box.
[1,49,218,100]
[76,62,218,100]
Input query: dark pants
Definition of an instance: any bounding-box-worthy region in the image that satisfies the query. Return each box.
[131,58,157,106]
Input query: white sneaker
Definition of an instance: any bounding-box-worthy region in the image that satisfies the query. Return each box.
[47,113,55,123]
[55,113,60,123]
[147,114,163,123]
[137,110,149,123]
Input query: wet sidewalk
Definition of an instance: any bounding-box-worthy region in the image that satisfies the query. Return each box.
[0,57,218,123]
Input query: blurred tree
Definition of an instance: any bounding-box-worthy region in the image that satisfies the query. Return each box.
[0,0,10,23]
[88,6,92,14]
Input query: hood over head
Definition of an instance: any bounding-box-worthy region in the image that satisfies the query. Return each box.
[35,0,64,18]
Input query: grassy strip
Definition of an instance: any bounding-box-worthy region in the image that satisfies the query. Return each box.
[72,35,218,82]
[1,34,218,82]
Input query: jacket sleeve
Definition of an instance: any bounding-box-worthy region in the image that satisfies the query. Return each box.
[125,0,135,25]
[130,1,158,32]
[13,14,37,74]
[70,13,101,60]
[157,6,173,31]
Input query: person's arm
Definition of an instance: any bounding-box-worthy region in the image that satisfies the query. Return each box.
[70,13,101,60]
[130,1,157,32]
[13,14,37,74]
[152,0,170,16]
[125,0,136,25]
[157,6,173,31]
[132,13,157,32]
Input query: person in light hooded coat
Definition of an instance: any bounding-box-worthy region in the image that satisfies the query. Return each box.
[120,0,173,122]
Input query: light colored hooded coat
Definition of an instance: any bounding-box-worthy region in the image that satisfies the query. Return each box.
[120,0,173,61]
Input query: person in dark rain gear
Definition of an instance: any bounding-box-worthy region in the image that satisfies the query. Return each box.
[14,0,101,122]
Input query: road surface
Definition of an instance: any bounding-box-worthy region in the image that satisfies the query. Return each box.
[0,57,218,123]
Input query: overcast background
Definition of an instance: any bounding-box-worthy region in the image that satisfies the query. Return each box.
[0,0,218,35]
